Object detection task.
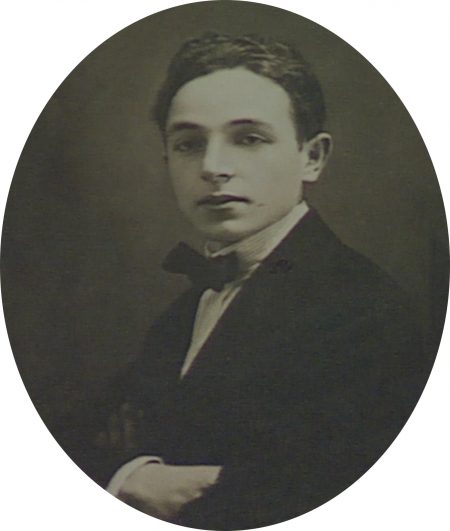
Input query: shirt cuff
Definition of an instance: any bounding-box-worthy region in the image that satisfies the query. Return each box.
[106,456,163,497]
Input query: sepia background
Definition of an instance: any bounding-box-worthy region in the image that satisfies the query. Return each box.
[1,1,448,431]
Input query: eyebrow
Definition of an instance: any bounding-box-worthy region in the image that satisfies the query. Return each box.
[228,119,272,128]
[228,119,277,138]
[166,122,204,136]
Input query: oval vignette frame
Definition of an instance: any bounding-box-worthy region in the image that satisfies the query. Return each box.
[1,1,449,531]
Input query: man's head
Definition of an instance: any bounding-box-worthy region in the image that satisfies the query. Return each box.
[153,33,331,244]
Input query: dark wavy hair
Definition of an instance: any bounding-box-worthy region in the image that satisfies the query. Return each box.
[153,33,326,142]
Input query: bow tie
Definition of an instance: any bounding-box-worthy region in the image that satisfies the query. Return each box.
[162,242,240,292]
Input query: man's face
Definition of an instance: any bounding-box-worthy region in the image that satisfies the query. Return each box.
[165,68,323,244]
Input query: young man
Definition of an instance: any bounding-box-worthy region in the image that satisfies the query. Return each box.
[74,34,428,529]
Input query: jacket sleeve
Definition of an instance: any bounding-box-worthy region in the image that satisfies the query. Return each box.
[53,361,147,487]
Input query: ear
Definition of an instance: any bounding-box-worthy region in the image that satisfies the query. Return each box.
[301,132,332,183]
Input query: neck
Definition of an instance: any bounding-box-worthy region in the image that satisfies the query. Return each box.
[205,201,310,271]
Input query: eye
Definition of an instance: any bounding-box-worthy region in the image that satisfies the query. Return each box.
[172,137,206,154]
[235,133,270,147]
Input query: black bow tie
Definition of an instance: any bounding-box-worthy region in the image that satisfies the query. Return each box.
[162,242,240,292]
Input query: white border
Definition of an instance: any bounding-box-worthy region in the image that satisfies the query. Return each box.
[1,1,449,529]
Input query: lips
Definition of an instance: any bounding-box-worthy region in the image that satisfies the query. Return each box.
[197,194,250,206]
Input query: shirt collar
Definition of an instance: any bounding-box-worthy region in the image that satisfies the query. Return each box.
[205,201,310,273]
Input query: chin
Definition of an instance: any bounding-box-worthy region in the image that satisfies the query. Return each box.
[196,219,262,244]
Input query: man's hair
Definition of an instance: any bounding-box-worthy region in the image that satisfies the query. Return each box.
[153,32,326,142]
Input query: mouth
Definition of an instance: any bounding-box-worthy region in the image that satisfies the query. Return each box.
[197,194,250,207]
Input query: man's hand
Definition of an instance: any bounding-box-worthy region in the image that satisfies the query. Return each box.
[117,463,222,520]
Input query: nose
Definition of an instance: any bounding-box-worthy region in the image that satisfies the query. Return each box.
[201,138,235,184]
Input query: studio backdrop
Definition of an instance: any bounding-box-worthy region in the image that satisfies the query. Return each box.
[1,0,448,514]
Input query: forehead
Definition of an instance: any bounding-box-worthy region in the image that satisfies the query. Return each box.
[166,68,295,132]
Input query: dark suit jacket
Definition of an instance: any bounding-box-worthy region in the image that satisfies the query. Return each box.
[68,210,430,530]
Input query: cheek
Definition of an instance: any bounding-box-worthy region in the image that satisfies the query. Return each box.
[171,181,192,207]
[254,157,301,200]
[168,163,197,201]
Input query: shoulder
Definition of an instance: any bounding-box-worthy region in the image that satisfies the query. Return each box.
[254,211,421,361]
[264,209,410,312]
